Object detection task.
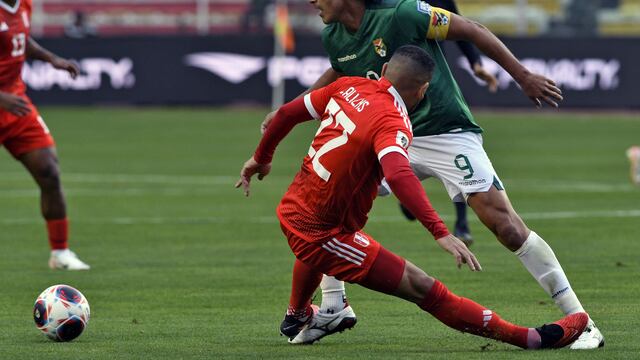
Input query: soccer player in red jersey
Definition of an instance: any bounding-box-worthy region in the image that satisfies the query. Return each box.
[237,45,587,349]
[1,0,89,270]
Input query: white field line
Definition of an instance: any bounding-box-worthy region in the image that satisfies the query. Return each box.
[2,209,640,226]
[1,172,638,197]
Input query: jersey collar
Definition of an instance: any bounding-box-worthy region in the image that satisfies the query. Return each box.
[0,0,20,14]
[380,77,408,115]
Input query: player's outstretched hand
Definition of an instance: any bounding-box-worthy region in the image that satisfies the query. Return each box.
[518,72,563,108]
[435,234,482,271]
[50,57,80,79]
[0,91,30,116]
[235,157,271,197]
[473,63,498,93]
[260,110,277,134]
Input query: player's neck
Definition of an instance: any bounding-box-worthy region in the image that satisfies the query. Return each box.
[339,1,366,33]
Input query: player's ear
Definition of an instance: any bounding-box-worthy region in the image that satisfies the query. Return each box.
[418,81,429,99]
[381,62,388,77]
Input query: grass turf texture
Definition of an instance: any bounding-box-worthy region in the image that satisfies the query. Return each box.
[0,107,639,359]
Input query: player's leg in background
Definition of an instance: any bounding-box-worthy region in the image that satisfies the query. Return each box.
[18,146,89,270]
[466,185,603,348]
[361,248,588,349]
[453,201,473,246]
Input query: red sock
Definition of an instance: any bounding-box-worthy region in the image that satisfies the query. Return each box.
[288,259,323,316]
[419,280,530,349]
[46,218,68,250]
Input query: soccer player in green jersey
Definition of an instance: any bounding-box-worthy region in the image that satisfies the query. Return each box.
[264,0,604,349]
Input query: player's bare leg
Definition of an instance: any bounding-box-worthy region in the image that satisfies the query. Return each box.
[19,147,89,270]
[467,185,603,349]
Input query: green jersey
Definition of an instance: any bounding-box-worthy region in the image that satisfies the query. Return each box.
[321,0,482,137]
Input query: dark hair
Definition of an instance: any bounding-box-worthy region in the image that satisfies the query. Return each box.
[392,45,435,81]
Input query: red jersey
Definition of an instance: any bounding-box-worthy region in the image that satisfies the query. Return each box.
[277,77,413,242]
[0,0,31,95]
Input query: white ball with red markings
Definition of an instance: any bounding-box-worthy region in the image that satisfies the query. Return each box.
[33,284,90,342]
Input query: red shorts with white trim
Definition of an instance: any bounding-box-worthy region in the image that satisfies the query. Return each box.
[281,223,381,283]
[0,99,54,158]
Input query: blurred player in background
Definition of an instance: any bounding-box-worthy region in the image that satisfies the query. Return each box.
[238,45,588,349]
[0,0,90,270]
[627,146,640,185]
[261,0,603,349]
[397,0,498,245]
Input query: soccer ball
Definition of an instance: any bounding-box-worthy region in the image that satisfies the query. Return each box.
[33,284,90,342]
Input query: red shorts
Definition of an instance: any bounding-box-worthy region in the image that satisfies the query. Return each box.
[0,98,54,158]
[281,223,383,284]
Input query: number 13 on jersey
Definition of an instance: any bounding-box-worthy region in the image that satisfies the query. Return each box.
[308,98,356,182]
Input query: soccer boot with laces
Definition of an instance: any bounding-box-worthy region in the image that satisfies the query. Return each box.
[569,318,605,350]
[536,312,589,349]
[280,304,318,339]
[288,305,357,344]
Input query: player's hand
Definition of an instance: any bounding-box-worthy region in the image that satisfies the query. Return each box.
[518,72,563,108]
[435,234,482,271]
[473,63,498,93]
[0,92,31,116]
[235,156,271,197]
[50,57,80,79]
[260,110,277,134]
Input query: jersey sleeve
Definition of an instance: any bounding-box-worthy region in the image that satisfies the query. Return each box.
[303,77,348,120]
[372,112,413,162]
[396,0,452,41]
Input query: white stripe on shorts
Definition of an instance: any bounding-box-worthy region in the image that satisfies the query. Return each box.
[322,244,362,266]
[326,240,365,262]
[330,237,367,257]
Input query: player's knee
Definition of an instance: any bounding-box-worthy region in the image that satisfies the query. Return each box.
[495,219,528,251]
[403,262,434,303]
[35,162,62,192]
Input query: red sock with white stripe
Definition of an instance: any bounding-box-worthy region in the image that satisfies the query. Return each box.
[419,280,539,349]
[288,259,323,319]
[46,218,68,250]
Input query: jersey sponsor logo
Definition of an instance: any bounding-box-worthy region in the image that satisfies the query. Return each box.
[396,131,409,149]
[337,54,357,63]
[372,38,387,58]
[184,53,266,84]
[0,22,8,32]
[339,86,370,112]
[353,233,370,248]
[458,178,486,187]
[416,0,432,15]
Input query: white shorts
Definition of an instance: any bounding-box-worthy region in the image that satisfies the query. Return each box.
[381,132,504,202]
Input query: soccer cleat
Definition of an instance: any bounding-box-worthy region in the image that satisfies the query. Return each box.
[288,305,357,344]
[536,312,589,349]
[454,222,473,247]
[626,146,640,185]
[48,249,90,270]
[569,319,605,350]
[280,304,318,339]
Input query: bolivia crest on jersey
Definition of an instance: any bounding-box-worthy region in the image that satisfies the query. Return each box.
[372,38,387,58]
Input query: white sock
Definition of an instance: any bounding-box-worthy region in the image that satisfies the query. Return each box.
[515,231,585,315]
[320,275,347,314]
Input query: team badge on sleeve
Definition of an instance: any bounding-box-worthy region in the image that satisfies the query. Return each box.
[396,131,410,149]
[424,6,451,41]
[372,38,387,58]
[416,0,432,15]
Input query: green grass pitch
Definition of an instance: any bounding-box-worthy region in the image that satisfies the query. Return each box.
[0,107,639,359]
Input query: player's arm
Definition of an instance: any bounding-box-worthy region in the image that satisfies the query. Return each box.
[26,37,79,79]
[379,152,481,271]
[442,13,561,107]
[237,92,323,196]
[260,67,342,134]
